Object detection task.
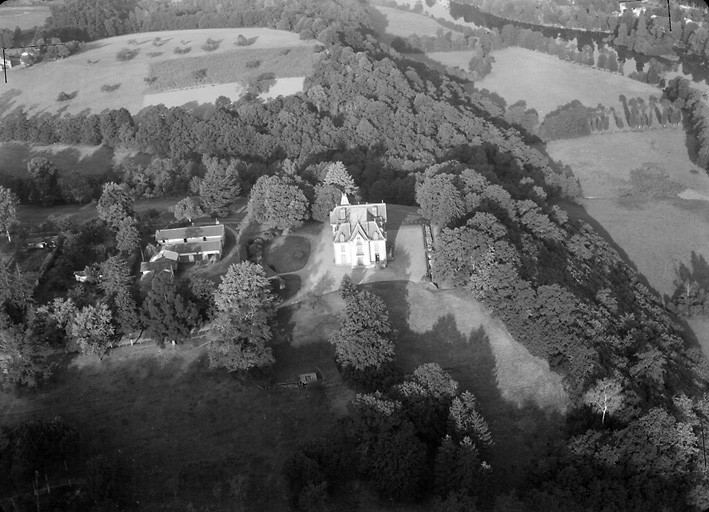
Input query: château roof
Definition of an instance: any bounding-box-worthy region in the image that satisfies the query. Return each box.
[330,199,387,243]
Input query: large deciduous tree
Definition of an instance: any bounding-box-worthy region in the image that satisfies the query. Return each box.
[311,183,342,223]
[26,157,60,206]
[141,271,199,344]
[0,324,53,388]
[584,377,624,425]
[70,303,114,358]
[416,173,465,227]
[97,182,134,229]
[208,262,276,372]
[324,161,358,196]
[99,256,140,335]
[199,156,242,217]
[248,175,309,231]
[329,284,395,372]
[0,186,19,242]
[170,197,203,223]
[115,216,140,255]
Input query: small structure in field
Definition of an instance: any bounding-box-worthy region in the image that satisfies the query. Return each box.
[330,194,387,267]
[1,59,11,70]
[74,270,89,283]
[298,372,318,387]
[154,222,225,262]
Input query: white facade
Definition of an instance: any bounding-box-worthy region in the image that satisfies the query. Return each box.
[330,195,387,268]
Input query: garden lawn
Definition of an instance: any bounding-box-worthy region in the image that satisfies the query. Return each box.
[548,130,709,298]
[0,28,318,117]
[288,280,568,489]
[264,235,310,274]
[477,47,661,116]
[0,5,50,30]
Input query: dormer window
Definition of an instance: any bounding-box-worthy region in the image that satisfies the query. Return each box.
[339,208,345,220]
[371,206,378,217]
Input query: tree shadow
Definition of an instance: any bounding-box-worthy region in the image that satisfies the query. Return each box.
[361,281,565,491]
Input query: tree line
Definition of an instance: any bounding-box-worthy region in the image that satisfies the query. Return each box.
[664,77,709,171]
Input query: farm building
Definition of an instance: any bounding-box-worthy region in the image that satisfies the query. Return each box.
[330,194,387,267]
[154,223,225,262]
[1,59,11,70]
[140,258,178,277]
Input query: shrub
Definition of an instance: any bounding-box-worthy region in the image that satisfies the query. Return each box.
[147,51,163,58]
[280,48,290,55]
[192,68,207,82]
[116,48,139,61]
[173,46,191,54]
[235,34,249,46]
[127,39,137,45]
[202,38,221,52]
[144,76,157,85]
[56,91,77,101]
[245,59,261,68]
[100,83,121,93]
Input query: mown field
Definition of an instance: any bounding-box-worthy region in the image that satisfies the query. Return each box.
[0,4,49,30]
[145,46,316,93]
[0,28,318,117]
[548,130,709,301]
[477,47,661,116]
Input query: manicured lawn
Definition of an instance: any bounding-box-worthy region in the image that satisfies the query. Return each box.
[477,47,661,116]
[548,130,709,298]
[0,28,317,117]
[264,235,310,274]
[0,5,50,30]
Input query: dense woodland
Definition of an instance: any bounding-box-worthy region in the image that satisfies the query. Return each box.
[1,0,709,510]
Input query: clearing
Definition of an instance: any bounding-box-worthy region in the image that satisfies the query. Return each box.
[0,28,319,117]
[477,47,661,116]
[0,4,49,30]
[548,130,709,299]
[372,4,460,43]
[373,0,483,30]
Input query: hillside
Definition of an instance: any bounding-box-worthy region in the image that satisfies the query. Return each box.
[0,28,319,117]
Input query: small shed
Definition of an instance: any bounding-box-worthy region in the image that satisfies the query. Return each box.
[299,373,318,386]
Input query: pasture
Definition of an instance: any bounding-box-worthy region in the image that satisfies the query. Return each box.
[477,47,661,116]
[548,130,709,298]
[372,5,457,41]
[0,5,49,30]
[0,28,318,117]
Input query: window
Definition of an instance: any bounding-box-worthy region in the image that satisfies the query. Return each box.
[183,238,188,243]
[339,208,345,220]
[371,206,378,216]
[203,237,207,241]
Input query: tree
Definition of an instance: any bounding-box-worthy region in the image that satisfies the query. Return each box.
[141,272,199,343]
[311,183,342,223]
[369,422,428,502]
[248,175,309,231]
[323,161,358,195]
[330,289,394,371]
[208,262,276,372]
[0,325,52,388]
[97,182,134,229]
[26,157,60,205]
[448,391,492,445]
[115,216,140,255]
[199,155,242,216]
[170,197,203,223]
[0,186,19,242]
[416,173,465,227]
[70,303,114,357]
[58,171,93,203]
[99,256,139,335]
[583,377,624,425]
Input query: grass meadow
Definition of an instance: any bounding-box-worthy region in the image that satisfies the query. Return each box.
[548,130,709,298]
[477,47,661,116]
[372,5,458,42]
[0,28,317,117]
[145,46,316,93]
[0,5,50,30]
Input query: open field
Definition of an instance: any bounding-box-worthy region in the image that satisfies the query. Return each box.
[0,28,318,117]
[290,280,567,488]
[477,47,661,116]
[374,0,483,30]
[0,4,49,30]
[146,46,317,93]
[372,5,458,41]
[0,141,152,178]
[0,339,354,511]
[548,130,709,298]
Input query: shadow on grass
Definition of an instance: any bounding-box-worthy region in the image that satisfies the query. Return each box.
[362,280,565,491]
